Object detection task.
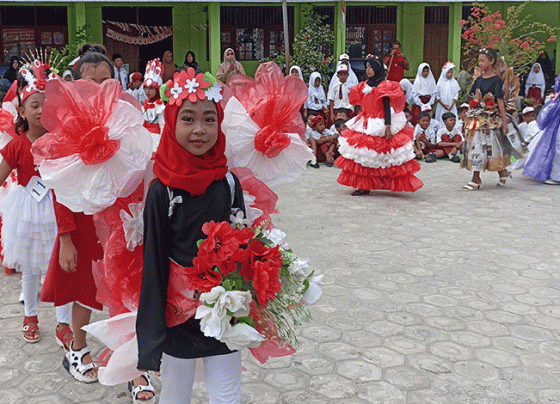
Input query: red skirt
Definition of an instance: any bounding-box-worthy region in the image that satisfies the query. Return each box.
[41,212,104,310]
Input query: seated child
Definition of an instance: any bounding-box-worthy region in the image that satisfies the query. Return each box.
[404,106,414,128]
[334,118,347,135]
[329,108,351,132]
[308,115,338,168]
[414,111,442,162]
[455,103,469,132]
[436,112,463,162]
[518,106,540,144]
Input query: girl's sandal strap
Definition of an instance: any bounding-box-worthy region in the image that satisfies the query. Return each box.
[462,182,481,191]
[55,325,74,352]
[22,316,40,343]
[128,374,156,404]
[63,343,98,383]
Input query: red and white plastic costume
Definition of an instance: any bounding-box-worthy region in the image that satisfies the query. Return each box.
[336,80,423,192]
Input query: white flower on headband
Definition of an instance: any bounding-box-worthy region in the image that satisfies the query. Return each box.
[169,82,183,99]
[185,78,199,94]
[205,83,223,102]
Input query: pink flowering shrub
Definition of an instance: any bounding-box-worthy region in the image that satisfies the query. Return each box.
[459,2,557,73]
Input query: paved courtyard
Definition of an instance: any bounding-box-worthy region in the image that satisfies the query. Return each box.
[2,160,560,403]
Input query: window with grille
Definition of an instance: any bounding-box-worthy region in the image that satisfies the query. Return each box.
[346,6,397,60]
[220,6,294,61]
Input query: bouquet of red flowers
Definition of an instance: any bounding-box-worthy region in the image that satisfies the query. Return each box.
[187,218,322,359]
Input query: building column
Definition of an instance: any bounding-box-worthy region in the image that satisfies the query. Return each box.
[208,2,221,75]
[67,2,87,47]
[449,2,462,72]
[334,1,345,57]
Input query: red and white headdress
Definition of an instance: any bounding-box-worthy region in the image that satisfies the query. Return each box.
[143,59,163,88]
[19,51,61,103]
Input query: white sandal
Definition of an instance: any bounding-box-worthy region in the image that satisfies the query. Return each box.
[497,171,511,187]
[62,342,98,383]
[128,373,156,404]
[462,181,481,191]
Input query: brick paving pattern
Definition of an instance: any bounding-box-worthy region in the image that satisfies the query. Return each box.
[2,161,560,403]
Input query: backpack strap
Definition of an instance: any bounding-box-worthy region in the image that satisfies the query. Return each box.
[225,172,236,207]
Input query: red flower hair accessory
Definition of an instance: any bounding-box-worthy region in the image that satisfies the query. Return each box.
[161,68,216,106]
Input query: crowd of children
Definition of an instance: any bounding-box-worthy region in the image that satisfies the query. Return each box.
[1,40,560,404]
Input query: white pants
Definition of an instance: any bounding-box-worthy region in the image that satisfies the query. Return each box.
[21,272,71,323]
[159,351,242,404]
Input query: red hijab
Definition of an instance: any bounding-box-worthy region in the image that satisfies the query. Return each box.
[153,99,228,195]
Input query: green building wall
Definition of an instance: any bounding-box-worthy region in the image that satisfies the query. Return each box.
[2,1,559,78]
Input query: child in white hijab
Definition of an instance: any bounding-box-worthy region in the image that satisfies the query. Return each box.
[435,62,460,124]
[525,62,546,104]
[411,63,437,125]
[289,65,304,82]
[305,72,328,116]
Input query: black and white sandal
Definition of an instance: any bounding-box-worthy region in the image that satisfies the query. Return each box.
[128,373,156,404]
[62,342,98,383]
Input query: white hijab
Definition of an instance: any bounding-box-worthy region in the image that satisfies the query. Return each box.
[437,63,460,102]
[413,63,437,97]
[526,63,546,94]
[308,72,326,102]
[400,78,414,105]
[290,65,304,82]
[328,60,359,92]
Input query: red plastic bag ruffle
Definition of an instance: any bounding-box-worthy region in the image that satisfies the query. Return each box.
[230,167,278,228]
[336,157,423,192]
[342,128,414,153]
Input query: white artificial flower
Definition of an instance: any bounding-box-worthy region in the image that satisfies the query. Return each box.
[185,78,200,93]
[170,82,183,99]
[230,209,251,228]
[288,258,311,277]
[265,228,287,247]
[120,201,145,251]
[362,84,373,94]
[205,83,223,102]
[221,322,264,351]
[196,286,254,341]
[302,275,323,305]
[196,304,230,339]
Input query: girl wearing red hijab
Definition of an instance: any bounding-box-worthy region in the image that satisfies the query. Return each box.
[136,68,246,404]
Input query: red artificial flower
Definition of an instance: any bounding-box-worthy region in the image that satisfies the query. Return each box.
[520,42,529,50]
[548,36,556,42]
[252,260,282,305]
[485,99,494,107]
[199,221,241,266]
[469,99,479,109]
[185,257,223,293]
[458,20,465,27]
[239,240,282,282]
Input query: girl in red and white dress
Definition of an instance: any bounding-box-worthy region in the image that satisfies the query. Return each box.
[335,56,423,195]
[0,61,72,346]
[142,59,165,149]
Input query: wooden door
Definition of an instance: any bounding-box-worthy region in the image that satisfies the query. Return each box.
[424,23,448,79]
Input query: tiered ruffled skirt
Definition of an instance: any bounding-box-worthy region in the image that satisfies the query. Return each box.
[335,111,423,192]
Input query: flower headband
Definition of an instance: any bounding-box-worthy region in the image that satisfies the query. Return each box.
[160,67,223,107]
[19,59,59,103]
[479,48,498,60]
[143,58,163,88]
[442,61,455,71]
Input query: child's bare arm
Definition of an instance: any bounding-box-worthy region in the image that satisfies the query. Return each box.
[0,159,12,186]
